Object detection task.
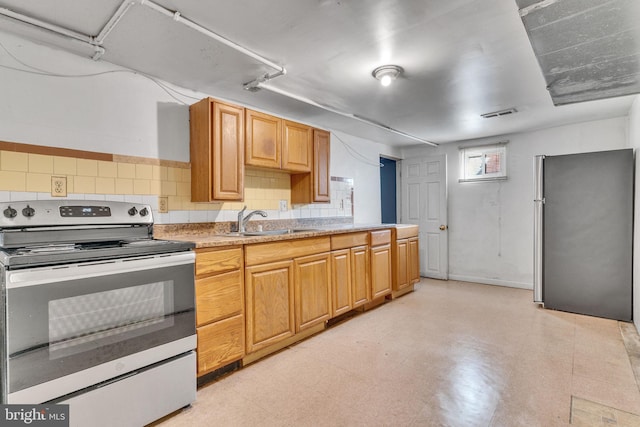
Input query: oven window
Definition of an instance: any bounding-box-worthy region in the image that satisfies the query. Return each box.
[48,281,174,360]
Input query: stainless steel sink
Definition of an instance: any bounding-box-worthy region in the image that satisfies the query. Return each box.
[242,229,319,236]
[224,228,320,237]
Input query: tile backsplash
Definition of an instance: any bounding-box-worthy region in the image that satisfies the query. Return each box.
[0,147,353,224]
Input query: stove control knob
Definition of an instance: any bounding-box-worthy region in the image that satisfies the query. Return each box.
[139,207,149,217]
[128,207,138,216]
[22,205,35,218]
[3,206,17,219]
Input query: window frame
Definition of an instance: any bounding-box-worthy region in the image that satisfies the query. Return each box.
[458,141,508,183]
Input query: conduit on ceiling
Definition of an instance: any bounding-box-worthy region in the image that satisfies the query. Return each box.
[0,0,438,146]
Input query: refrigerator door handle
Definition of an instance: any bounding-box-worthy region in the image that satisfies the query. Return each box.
[533,155,544,304]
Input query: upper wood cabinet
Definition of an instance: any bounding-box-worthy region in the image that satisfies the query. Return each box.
[245,110,312,173]
[245,109,281,169]
[190,98,244,202]
[282,120,312,172]
[291,129,331,204]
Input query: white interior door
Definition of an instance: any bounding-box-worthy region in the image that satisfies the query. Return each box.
[401,154,448,279]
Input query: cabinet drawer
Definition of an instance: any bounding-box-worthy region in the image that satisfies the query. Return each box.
[331,232,368,250]
[196,314,244,376]
[395,225,419,239]
[370,229,391,246]
[196,270,243,326]
[196,247,242,277]
[245,237,330,266]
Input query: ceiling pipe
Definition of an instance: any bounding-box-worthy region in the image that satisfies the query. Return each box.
[0,6,95,47]
[138,0,287,79]
[258,84,439,147]
[95,0,136,45]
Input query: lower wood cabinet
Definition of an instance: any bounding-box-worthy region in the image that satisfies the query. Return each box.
[245,260,296,353]
[195,246,245,377]
[408,237,420,284]
[370,229,392,300]
[351,245,371,307]
[294,252,331,331]
[331,249,352,316]
[392,226,421,293]
[196,314,244,374]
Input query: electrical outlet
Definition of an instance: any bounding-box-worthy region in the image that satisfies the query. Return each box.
[51,176,67,197]
[158,196,169,213]
[279,200,288,212]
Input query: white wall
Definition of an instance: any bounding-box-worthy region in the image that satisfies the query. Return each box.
[0,31,393,223]
[628,96,640,331]
[0,31,202,162]
[330,132,401,224]
[403,117,629,289]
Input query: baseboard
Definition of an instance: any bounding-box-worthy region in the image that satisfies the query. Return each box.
[447,274,532,290]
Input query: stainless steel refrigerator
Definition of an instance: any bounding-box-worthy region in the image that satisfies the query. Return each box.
[533,149,633,321]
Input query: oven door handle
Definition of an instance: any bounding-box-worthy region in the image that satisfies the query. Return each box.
[5,251,195,289]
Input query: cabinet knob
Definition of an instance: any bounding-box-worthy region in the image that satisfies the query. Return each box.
[439,225,448,231]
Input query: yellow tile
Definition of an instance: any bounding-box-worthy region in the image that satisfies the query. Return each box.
[150,180,161,195]
[74,176,96,194]
[1,151,28,172]
[0,171,26,191]
[161,181,177,196]
[159,166,168,181]
[181,168,191,182]
[152,165,162,181]
[167,167,181,182]
[168,196,182,210]
[245,188,257,200]
[77,159,98,177]
[66,175,74,193]
[98,161,118,178]
[136,164,153,180]
[28,154,54,174]
[115,178,134,194]
[117,163,136,179]
[26,173,51,192]
[53,156,77,175]
[95,177,115,194]
[134,179,151,195]
[176,182,190,197]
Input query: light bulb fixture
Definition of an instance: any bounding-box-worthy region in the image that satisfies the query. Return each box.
[372,65,403,86]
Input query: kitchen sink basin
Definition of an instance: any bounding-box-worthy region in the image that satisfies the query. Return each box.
[242,228,319,236]
[225,228,320,237]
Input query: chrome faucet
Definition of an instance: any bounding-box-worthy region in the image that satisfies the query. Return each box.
[237,206,268,233]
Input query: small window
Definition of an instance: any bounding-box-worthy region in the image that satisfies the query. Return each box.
[459,142,507,182]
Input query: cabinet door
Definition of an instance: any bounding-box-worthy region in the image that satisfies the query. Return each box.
[331,249,352,317]
[351,245,371,307]
[371,244,392,299]
[408,237,421,284]
[294,252,331,332]
[282,120,312,172]
[313,129,331,202]
[245,260,295,353]
[190,99,244,202]
[245,109,281,169]
[394,239,409,291]
[213,101,245,200]
[197,314,244,376]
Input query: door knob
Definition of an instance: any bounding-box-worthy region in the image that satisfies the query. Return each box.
[439,225,447,231]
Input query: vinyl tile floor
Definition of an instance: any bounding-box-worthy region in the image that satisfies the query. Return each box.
[154,279,640,427]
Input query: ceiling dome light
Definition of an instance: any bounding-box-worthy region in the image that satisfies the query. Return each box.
[372,65,403,87]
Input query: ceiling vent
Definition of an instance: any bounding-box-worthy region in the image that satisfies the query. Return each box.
[481,108,518,119]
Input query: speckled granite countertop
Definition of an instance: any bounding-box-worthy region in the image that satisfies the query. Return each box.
[154,222,417,249]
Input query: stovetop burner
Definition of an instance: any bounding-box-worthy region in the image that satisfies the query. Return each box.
[0,200,194,269]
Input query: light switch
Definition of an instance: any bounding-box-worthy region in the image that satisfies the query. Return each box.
[279,200,288,212]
